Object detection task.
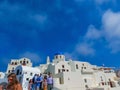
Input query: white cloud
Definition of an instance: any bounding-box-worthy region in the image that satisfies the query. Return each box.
[67,25,98,57]
[85,25,102,40]
[75,43,95,56]
[73,25,102,56]
[82,10,120,53]
[68,10,120,56]
[64,42,95,59]
[72,25,100,56]
[70,10,120,56]
[102,10,120,53]
[19,52,41,63]
[102,10,120,39]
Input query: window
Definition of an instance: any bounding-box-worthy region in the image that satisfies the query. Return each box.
[20,61,22,63]
[8,70,11,73]
[30,73,33,76]
[12,68,14,72]
[59,78,62,84]
[62,65,64,68]
[59,77,64,84]
[56,56,58,59]
[84,79,87,83]
[23,60,26,65]
[67,69,69,72]
[26,78,29,81]
[82,63,84,66]
[102,82,104,85]
[60,55,62,58]
[27,61,29,64]
[118,82,120,86]
[76,64,78,69]
[11,62,14,65]
[24,72,27,74]
[15,62,17,65]
[62,69,65,72]
[109,79,111,81]
[85,85,89,88]
[101,76,103,81]
[84,67,86,69]
[58,69,61,73]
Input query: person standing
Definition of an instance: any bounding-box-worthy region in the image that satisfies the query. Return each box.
[36,74,40,90]
[32,74,38,90]
[28,79,33,90]
[6,73,22,90]
[36,74,43,90]
[42,75,47,90]
[47,73,53,90]
[0,85,2,90]
[39,74,43,90]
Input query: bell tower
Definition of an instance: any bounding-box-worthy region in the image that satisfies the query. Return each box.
[53,52,65,63]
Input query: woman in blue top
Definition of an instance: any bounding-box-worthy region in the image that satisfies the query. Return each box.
[36,74,43,90]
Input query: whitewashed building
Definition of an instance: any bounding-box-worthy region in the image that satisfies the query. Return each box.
[0,53,120,90]
[37,53,120,90]
[6,58,32,74]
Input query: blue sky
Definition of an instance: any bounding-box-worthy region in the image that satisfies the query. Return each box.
[0,0,120,71]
